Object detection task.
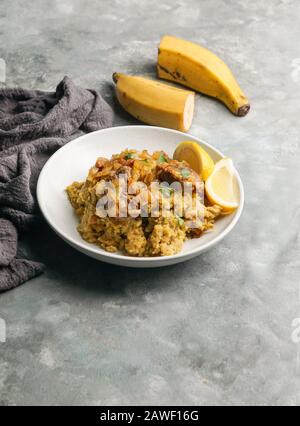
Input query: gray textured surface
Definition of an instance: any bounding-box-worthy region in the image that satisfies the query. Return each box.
[0,0,300,406]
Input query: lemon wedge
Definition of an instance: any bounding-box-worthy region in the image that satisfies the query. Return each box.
[173,141,215,181]
[205,158,239,212]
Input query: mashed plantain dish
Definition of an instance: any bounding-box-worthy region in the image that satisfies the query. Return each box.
[66,149,223,257]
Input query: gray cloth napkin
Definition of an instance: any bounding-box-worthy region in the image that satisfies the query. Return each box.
[0,76,113,292]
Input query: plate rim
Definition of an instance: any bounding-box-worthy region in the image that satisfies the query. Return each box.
[37,125,245,264]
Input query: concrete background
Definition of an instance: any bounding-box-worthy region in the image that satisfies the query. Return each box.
[0,0,300,405]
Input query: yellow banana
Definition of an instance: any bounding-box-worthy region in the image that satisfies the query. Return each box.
[157,35,250,117]
[112,72,195,131]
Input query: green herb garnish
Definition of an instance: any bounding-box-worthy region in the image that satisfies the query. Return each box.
[157,153,168,164]
[175,215,185,226]
[125,153,136,160]
[181,168,191,178]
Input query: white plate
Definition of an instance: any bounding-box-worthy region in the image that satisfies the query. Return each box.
[37,126,244,268]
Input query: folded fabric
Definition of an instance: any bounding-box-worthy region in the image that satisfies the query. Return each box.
[0,76,113,292]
